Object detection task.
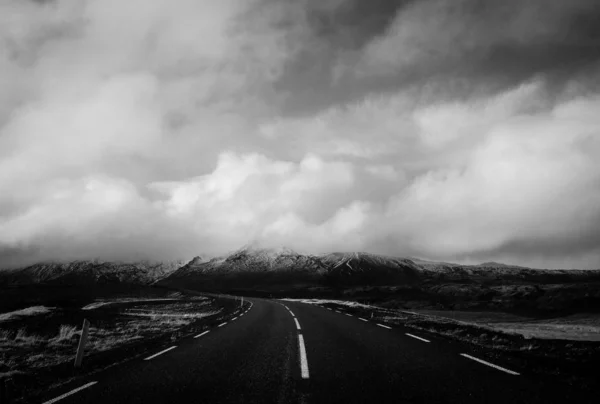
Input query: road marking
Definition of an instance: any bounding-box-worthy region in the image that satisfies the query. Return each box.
[406,333,430,343]
[298,334,310,379]
[334,310,340,313]
[218,322,228,327]
[358,318,368,322]
[194,330,210,339]
[144,346,177,360]
[345,313,352,317]
[42,381,98,404]
[460,354,520,375]
[294,318,301,330]
[232,316,238,320]
[376,323,391,329]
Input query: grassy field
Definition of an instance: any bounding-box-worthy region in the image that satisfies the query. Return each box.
[0,295,220,378]
[410,310,600,341]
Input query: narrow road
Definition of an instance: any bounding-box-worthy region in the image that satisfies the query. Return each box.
[38,298,591,404]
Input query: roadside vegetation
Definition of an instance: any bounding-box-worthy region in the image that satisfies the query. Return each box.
[287,298,600,377]
[0,297,219,377]
[0,291,246,403]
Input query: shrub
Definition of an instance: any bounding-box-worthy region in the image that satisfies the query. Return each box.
[51,325,79,345]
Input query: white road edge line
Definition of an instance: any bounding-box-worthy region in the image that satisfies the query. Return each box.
[144,346,177,361]
[460,353,520,375]
[298,334,310,379]
[194,330,210,339]
[294,318,301,330]
[376,323,391,329]
[406,333,430,343]
[42,381,98,404]
[359,318,368,322]
[218,322,228,327]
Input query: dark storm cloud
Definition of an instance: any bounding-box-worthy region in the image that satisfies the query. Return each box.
[1,0,600,269]
[276,0,600,116]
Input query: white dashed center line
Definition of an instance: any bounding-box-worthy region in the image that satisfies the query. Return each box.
[218,322,228,327]
[376,323,391,329]
[358,318,368,322]
[194,330,210,339]
[283,304,310,380]
[144,346,177,361]
[42,381,98,404]
[405,333,430,343]
[460,354,520,375]
[298,334,310,379]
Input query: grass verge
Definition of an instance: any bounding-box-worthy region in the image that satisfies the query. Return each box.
[0,291,248,403]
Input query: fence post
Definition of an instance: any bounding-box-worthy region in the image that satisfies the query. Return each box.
[74,319,90,368]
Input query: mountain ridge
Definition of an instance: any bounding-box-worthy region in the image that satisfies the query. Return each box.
[0,259,190,287]
[3,247,600,313]
[2,247,599,288]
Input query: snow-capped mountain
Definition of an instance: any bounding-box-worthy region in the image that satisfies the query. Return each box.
[0,259,189,287]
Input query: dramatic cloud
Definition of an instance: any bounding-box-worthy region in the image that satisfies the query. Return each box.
[1,0,600,268]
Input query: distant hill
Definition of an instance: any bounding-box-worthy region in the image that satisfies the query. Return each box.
[0,259,191,312]
[0,260,188,287]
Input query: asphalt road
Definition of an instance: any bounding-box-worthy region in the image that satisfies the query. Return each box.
[38,298,591,404]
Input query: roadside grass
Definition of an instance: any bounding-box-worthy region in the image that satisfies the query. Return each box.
[408,309,600,341]
[0,299,221,377]
[0,306,54,322]
[305,298,600,369]
[491,322,600,341]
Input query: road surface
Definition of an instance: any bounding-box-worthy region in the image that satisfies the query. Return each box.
[38,298,589,404]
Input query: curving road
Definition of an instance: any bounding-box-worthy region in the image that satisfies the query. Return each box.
[38,298,589,404]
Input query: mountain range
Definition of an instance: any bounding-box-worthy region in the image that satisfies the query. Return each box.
[0,260,187,287]
[2,246,600,313]
[161,246,600,287]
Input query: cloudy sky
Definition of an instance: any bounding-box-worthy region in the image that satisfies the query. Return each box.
[1,0,600,269]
